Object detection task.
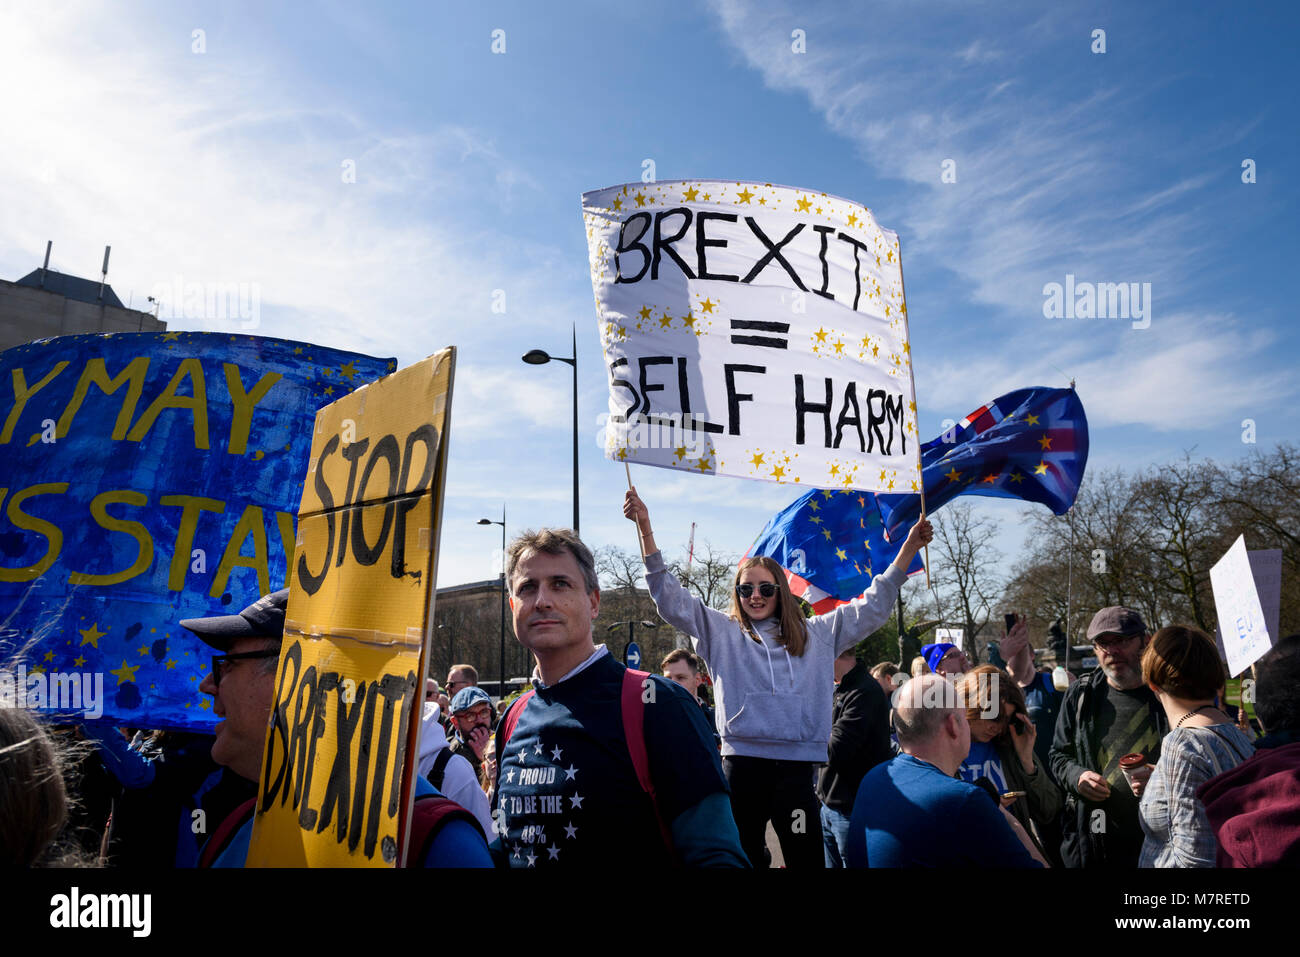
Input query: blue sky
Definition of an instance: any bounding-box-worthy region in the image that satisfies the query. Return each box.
[1,0,1295,592]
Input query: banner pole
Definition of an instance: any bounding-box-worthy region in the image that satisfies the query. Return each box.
[896,244,930,586]
[625,461,645,559]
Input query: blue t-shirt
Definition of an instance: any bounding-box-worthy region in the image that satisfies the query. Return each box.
[957,740,1008,792]
[492,653,729,868]
[846,753,1042,868]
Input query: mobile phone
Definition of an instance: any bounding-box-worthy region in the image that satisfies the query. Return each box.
[1004,613,1017,632]
[1001,790,1026,800]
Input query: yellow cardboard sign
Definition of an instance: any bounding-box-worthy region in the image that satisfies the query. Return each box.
[246,348,454,867]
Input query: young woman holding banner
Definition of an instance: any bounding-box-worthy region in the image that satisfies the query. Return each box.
[623,486,932,868]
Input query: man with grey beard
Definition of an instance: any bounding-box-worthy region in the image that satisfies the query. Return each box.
[1050,606,1169,868]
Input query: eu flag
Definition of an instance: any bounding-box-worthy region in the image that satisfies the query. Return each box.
[876,387,1089,542]
[748,488,925,613]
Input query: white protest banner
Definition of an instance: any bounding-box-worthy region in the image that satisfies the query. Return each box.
[935,627,965,653]
[582,180,920,493]
[1210,535,1272,677]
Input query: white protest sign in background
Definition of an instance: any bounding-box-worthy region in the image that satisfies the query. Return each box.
[582,180,920,493]
[1210,535,1273,677]
[935,627,965,653]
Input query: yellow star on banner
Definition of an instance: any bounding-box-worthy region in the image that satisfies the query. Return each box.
[903,342,911,355]
[1025,413,1040,426]
[871,343,880,357]
[1038,434,1053,450]
[819,528,831,542]
[79,623,106,647]
[772,465,786,480]
[810,515,822,525]
[750,452,765,467]
[846,212,859,228]
[857,495,866,508]
[736,187,754,204]
[634,192,648,207]
[30,664,46,675]
[42,650,54,662]
[696,458,711,472]
[339,362,357,381]
[911,480,919,491]
[835,548,848,562]
[1009,472,1025,484]
[199,698,211,711]
[887,479,895,490]
[809,499,819,511]
[887,250,894,262]
[1034,462,1049,476]
[683,313,696,328]
[829,464,840,476]
[674,446,688,461]
[700,298,715,314]
[814,327,828,342]
[166,659,178,669]
[796,196,812,212]
[758,196,767,205]
[137,645,149,656]
[982,474,999,484]
[862,540,872,551]
[833,340,845,355]
[879,469,887,482]
[110,660,140,686]
[73,655,86,668]
[323,385,335,396]
[638,305,652,320]
[659,314,672,329]
[612,197,624,211]
[161,331,181,341]
[701,192,711,201]
[945,468,962,482]
[683,186,699,201]
[617,447,627,461]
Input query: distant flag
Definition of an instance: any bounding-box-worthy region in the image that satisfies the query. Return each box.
[748,488,925,614]
[687,522,696,572]
[877,387,1089,542]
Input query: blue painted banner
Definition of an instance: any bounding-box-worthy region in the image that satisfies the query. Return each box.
[0,332,394,729]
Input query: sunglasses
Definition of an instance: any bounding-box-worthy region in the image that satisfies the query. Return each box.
[737,582,778,599]
[211,649,279,688]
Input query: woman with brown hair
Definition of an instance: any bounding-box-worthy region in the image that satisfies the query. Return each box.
[955,665,1062,860]
[1137,625,1255,867]
[0,706,77,866]
[624,486,932,868]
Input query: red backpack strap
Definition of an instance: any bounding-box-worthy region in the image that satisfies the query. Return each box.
[499,689,536,748]
[199,796,256,868]
[622,669,675,857]
[407,793,487,867]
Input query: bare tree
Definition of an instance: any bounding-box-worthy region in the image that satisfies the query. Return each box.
[927,502,1003,662]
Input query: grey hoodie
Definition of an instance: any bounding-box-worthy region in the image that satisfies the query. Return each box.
[644,550,908,762]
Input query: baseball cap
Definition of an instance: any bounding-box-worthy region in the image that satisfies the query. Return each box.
[450,686,492,714]
[179,589,289,651]
[1086,606,1147,642]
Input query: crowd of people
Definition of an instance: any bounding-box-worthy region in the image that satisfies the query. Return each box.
[3,487,1298,869]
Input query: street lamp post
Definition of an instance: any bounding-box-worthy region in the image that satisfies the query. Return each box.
[607,620,658,668]
[522,323,579,534]
[477,506,507,702]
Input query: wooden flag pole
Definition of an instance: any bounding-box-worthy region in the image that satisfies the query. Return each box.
[625,461,645,559]
[896,244,930,586]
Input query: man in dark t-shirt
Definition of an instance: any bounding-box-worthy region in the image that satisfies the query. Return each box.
[493,528,747,868]
[1050,607,1168,867]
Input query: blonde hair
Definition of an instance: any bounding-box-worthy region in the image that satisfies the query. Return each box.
[910,655,931,678]
[727,556,808,657]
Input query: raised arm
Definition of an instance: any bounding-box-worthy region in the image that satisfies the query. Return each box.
[625,486,734,662]
[821,516,933,655]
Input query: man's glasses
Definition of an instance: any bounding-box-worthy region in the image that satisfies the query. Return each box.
[737,582,777,599]
[211,649,279,688]
[1092,634,1138,651]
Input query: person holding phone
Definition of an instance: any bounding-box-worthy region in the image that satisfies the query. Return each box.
[955,665,1062,862]
[624,486,932,868]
